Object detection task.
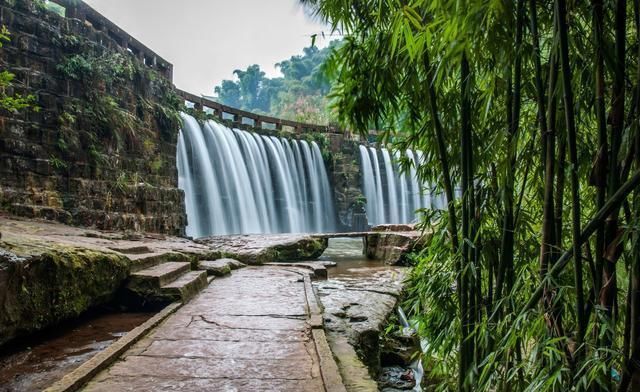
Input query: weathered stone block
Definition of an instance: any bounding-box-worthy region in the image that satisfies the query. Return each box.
[0,246,129,346]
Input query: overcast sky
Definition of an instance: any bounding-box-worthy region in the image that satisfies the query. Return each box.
[84,0,331,95]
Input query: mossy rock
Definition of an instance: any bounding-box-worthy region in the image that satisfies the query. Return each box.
[270,237,328,262]
[0,245,129,347]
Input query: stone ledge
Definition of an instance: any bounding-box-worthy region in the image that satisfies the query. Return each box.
[264,261,328,280]
[313,329,348,392]
[196,234,328,265]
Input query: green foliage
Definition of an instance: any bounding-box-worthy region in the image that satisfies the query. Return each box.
[48,155,67,170]
[55,37,183,171]
[0,26,37,113]
[57,51,136,85]
[149,156,163,173]
[304,0,640,390]
[213,42,341,124]
[56,54,92,80]
[183,106,218,125]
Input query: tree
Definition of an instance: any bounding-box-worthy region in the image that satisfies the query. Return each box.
[213,80,241,108]
[213,42,340,123]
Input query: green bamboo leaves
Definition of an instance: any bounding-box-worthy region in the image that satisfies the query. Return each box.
[302,0,640,389]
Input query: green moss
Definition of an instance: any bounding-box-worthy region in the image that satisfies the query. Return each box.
[2,245,130,343]
[184,107,218,126]
[149,156,163,173]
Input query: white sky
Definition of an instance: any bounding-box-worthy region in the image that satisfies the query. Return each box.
[84,0,331,95]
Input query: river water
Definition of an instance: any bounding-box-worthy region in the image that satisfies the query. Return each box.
[319,237,393,278]
[0,310,154,392]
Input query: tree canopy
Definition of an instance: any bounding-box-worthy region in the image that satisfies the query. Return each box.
[212,42,340,124]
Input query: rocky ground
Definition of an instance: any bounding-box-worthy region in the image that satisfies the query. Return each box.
[312,237,421,391]
[0,215,328,346]
[0,216,426,391]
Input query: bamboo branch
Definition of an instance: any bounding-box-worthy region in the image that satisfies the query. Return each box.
[520,168,640,314]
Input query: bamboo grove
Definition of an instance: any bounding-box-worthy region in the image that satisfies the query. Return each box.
[301,0,640,390]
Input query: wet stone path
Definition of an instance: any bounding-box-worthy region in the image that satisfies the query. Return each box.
[83,267,326,392]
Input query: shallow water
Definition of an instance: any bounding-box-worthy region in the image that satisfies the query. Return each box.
[319,237,395,278]
[0,310,154,392]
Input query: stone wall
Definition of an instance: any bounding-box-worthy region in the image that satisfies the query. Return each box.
[327,135,367,231]
[0,0,186,235]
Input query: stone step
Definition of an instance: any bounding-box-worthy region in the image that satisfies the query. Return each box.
[128,252,195,273]
[129,262,191,288]
[128,255,163,273]
[198,258,246,277]
[161,271,208,302]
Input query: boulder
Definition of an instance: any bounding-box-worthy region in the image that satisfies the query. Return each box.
[364,233,419,265]
[315,268,407,374]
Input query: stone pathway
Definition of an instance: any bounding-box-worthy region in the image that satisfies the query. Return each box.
[83,267,331,392]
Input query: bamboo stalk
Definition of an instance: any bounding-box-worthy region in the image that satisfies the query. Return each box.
[592,0,608,302]
[458,52,477,390]
[556,0,587,352]
[532,0,557,326]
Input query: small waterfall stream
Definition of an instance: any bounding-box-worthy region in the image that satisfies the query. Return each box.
[359,146,446,225]
[177,113,336,237]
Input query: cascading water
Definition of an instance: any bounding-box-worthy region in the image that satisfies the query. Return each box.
[358,146,446,225]
[177,113,336,238]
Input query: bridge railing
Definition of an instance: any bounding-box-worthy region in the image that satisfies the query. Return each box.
[177,89,348,136]
[48,0,173,80]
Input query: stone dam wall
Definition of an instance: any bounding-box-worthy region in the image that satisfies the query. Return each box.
[0,0,186,235]
[0,0,367,234]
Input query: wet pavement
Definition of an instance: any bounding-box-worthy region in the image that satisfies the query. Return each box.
[83,267,327,392]
[0,310,154,392]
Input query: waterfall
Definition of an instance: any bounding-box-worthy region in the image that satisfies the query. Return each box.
[177,113,336,238]
[359,146,437,226]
